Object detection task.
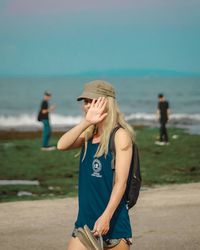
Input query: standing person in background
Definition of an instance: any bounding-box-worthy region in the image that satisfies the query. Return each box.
[155,93,170,145]
[38,91,56,151]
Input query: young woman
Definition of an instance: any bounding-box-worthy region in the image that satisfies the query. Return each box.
[57,80,135,250]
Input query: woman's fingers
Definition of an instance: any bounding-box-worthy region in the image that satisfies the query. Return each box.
[99,112,108,121]
[95,97,107,114]
[86,97,107,124]
[94,97,102,108]
[93,228,108,236]
[99,98,107,113]
[90,98,96,108]
[97,97,104,107]
[95,97,106,108]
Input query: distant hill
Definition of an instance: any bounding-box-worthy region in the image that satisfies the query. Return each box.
[74,68,200,77]
[0,69,199,77]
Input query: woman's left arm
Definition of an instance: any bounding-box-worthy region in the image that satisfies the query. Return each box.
[93,128,132,236]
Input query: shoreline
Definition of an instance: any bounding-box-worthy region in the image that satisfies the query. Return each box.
[0,124,195,140]
[1,119,200,137]
[0,124,148,140]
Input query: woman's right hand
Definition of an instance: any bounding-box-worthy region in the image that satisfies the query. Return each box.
[85,97,108,124]
[57,98,108,150]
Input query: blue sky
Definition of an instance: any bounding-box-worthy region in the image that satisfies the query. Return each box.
[0,0,200,75]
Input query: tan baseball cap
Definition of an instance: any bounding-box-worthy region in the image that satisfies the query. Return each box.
[77,80,115,101]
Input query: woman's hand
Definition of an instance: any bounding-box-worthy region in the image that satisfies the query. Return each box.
[93,213,111,236]
[85,97,108,125]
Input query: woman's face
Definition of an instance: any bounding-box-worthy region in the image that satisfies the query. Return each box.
[82,98,94,114]
[82,97,108,116]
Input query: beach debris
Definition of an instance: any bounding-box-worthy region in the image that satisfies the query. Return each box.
[17,191,33,197]
[65,173,73,178]
[3,142,14,148]
[48,186,61,191]
[155,141,170,146]
[0,180,40,185]
[189,167,197,172]
[154,151,162,155]
[172,134,178,139]
[174,166,199,173]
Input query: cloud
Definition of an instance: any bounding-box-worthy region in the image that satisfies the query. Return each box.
[2,0,199,29]
[2,0,136,15]
[0,0,12,8]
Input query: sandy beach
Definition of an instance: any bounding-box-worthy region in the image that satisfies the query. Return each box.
[0,182,200,250]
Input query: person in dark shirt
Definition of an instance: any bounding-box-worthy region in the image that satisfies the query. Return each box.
[156,93,170,145]
[38,91,56,151]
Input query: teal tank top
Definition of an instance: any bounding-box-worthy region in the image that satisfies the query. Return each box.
[75,140,132,240]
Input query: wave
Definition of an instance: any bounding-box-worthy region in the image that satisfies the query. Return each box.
[126,113,200,124]
[0,113,200,129]
[0,113,82,129]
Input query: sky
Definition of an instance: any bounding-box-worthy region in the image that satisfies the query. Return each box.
[0,0,200,76]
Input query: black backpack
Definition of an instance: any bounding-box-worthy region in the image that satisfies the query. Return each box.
[37,110,42,122]
[110,126,142,209]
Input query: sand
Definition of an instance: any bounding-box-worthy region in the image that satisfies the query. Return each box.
[0,183,200,250]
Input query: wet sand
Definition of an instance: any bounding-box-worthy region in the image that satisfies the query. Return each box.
[0,130,64,140]
[0,183,200,250]
[0,125,146,140]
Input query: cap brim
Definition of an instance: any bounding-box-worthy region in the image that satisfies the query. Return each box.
[77,92,101,101]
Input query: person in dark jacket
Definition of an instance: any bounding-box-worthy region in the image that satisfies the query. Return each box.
[38,91,56,151]
[155,93,171,145]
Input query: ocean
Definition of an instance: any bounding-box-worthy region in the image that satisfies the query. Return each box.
[0,76,200,133]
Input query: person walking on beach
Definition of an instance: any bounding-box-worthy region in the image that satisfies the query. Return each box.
[57,80,135,250]
[38,91,56,151]
[155,93,170,145]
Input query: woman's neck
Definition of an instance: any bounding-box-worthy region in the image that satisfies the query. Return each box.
[92,123,104,143]
[95,122,104,135]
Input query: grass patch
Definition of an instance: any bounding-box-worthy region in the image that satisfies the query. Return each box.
[0,127,200,202]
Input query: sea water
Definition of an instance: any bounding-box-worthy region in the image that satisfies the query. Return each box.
[0,76,199,133]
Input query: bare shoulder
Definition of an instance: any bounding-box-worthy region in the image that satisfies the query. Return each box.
[114,127,132,151]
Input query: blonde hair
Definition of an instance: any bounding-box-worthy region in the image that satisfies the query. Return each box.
[82,97,135,160]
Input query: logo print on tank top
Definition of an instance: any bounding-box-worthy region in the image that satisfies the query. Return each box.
[91,159,102,178]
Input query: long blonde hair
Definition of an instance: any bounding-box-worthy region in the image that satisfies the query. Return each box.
[82,97,135,160]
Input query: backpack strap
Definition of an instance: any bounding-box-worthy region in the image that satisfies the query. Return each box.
[110,126,121,170]
[110,126,142,208]
[132,144,141,180]
[110,126,141,180]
